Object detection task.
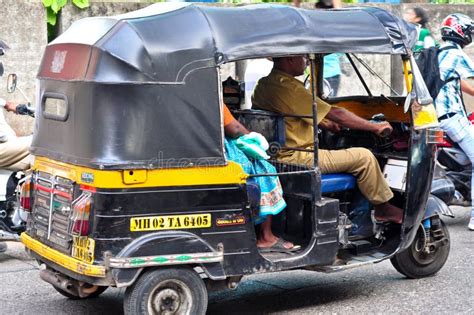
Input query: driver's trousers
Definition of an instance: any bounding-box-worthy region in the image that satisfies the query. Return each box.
[0,135,33,171]
[278,147,394,205]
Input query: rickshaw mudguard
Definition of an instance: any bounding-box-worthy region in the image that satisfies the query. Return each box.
[400,129,438,251]
[424,195,455,219]
[109,231,226,287]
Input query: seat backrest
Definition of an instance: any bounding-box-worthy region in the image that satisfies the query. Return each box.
[232,109,286,146]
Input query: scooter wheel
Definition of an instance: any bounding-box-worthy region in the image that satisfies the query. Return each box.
[390,219,450,279]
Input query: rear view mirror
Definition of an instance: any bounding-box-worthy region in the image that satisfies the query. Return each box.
[7,73,17,93]
[404,92,412,113]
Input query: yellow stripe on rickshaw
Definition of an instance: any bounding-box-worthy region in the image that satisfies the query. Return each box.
[33,157,247,189]
[21,233,106,278]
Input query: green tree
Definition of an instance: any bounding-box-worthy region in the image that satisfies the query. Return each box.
[42,0,90,42]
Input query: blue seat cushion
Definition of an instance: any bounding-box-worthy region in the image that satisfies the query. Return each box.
[321,173,357,194]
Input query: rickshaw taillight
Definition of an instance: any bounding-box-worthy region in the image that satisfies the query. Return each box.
[70,192,93,236]
[19,177,32,212]
[427,128,445,145]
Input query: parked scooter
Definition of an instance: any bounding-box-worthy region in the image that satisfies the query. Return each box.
[434,112,473,208]
[0,72,34,241]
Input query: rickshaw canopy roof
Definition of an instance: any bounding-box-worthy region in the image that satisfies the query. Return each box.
[42,3,417,84]
[33,3,417,170]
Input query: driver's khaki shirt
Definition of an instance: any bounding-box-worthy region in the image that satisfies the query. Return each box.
[251,69,331,151]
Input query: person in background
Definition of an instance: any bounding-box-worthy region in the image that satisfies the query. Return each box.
[0,41,32,172]
[434,14,474,231]
[0,40,33,254]
[316,0,343,96]
[404,7,436,52]
[223,105,300,253]
[315,0,341,9]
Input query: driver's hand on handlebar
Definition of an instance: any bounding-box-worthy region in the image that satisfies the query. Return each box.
[4,101,18,113]
[373,121,393,137]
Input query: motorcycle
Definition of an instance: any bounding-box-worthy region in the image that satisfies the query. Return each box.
[0,72,34,242]
[434,112,473,208]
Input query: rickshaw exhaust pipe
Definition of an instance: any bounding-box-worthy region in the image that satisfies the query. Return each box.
[40,269,78,297]
[40,269,101,298]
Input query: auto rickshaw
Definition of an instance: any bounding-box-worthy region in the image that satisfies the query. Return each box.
[20,3,449,314]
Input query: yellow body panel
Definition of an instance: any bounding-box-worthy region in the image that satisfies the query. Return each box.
[21,233,106,278]
[403,59,439,129]
[403,59,413,93]
[33,157,247,189]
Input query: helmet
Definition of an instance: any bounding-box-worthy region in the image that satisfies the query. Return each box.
[441,14,474,47]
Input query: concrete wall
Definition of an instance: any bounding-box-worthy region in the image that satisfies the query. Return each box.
[0,0,46,135]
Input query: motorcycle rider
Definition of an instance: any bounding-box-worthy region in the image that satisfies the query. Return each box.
[0,40,33,253]
[435,14,474,230]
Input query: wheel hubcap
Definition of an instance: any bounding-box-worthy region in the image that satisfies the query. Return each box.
[149,280,193,315]
[411,231,437,265]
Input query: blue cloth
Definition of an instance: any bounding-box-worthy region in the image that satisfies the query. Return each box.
[323,53,342,79]
[435,41,474,118]
[224,138,286,224]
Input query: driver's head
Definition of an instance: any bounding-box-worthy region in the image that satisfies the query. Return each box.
[273,56,308,77]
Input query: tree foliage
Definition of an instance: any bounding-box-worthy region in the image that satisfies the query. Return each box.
[42,0,89,26]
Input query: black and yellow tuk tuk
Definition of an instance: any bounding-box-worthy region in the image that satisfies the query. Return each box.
[21,3,449,314]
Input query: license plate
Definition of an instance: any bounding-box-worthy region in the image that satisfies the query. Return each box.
[130,213,211,232]
[71,236,95,264]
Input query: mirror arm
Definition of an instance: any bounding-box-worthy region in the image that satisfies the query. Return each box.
[16,87,31,104]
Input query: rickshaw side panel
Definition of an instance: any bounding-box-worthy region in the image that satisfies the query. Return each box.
[88,184,280,280]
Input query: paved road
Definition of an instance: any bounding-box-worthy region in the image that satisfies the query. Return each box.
[1,207,473,315]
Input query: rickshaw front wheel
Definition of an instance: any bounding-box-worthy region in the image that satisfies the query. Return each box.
[390,219,450,279]
[124,267,208,315]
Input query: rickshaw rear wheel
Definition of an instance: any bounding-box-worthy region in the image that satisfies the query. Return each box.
[123,267,208,315]
[390,219,450,279]
[53,285,108,300]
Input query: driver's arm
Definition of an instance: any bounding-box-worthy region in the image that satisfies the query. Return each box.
[4,101,18,113]
[325,107,392,137]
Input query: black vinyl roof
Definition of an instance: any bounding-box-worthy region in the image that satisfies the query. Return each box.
[40,3,417,84]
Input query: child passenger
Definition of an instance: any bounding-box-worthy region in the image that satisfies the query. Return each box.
[223,105,300,252]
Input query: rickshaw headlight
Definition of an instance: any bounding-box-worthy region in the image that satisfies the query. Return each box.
[70,192,92,236]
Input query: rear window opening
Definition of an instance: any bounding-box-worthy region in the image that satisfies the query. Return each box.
[42,93,69,121]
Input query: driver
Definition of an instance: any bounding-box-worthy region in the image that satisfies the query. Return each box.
[252,55,403,224]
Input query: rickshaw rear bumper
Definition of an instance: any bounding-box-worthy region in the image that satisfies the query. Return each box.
[22,233,114,286]
[22,231,227,287]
